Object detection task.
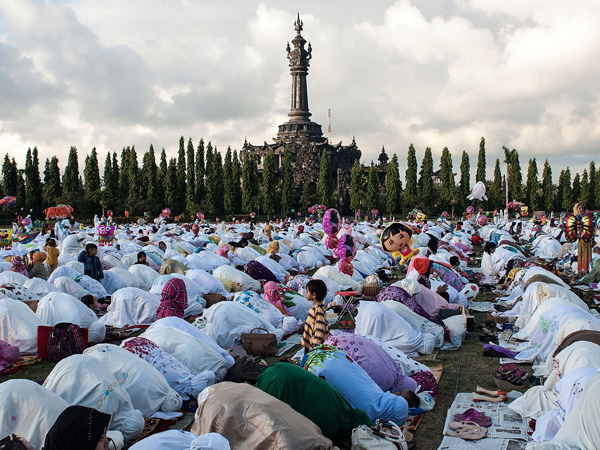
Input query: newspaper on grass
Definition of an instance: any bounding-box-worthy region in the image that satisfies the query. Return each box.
[469,301,496,313]
[438,392,529,450]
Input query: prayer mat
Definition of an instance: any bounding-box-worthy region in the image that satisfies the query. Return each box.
[132,417,179,443]
[402,363,443,435]
[0,355,40,376]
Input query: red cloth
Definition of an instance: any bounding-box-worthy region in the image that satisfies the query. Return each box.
[156,278,188,319]
[472,235,483,245]
[412,257,431,275]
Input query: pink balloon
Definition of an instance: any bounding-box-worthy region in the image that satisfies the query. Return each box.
[442,211,448,218]
[477,215,488,226]
[466,206,475,215]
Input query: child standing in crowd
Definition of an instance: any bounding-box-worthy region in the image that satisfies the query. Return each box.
[44,238,60,275]
[77,243,104,281]
[301,279,330,354]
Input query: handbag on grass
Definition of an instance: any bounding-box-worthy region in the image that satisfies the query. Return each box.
[351,420,407,450]
[241,327,278,356]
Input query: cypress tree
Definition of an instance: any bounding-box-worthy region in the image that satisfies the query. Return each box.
[404,144,418,209]
[385,153,402,214]
[157,149,167,210]
[119,147,131,206]
[459,150,470,211]
[262,152,276,216]
[141,145,159,214]
[16,169,25,210]
[580,169,590,206]
[205,142,215,211]
[476,137,486,183]
[592,162,600,210]
[419,147,434,209]
[504,147,523,201]
[350,159,365,214]
[223,147,234,215]
[281,147,295,215]
[31,147,42,213]
[102,152,113,208]
[299,182,312,215]
[2,154,17,197]
[317,149,334,206]
[127,146,141,213]
[232,150,242,213]
[542,160,553,211]
[111,152,120,200]
[366,163,380,213]
[195,139,205,205]
[175,137,187,214]
[572,173,581,204]
[83,148,101,214]
[242,153,260,213]
[488,159,503,210]
[24,148,35,211]
[43,157,62,208]
[62,147,81,195]
[211,149,224,215]
[164,158,178,211]
[439,147,456,211]
[557,168,572,211]
[525,158,539,211]
[186,138,195,212]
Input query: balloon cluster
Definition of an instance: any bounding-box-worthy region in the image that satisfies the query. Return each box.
[337,232,357,276]
[308,205,327,214]
[371,209,379,217]
[507,201,525,210]
[323,209,341,256]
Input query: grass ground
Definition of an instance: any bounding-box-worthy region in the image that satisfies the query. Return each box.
[1,256,516,449]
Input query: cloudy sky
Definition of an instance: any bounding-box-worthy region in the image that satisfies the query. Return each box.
[1,0,599,182]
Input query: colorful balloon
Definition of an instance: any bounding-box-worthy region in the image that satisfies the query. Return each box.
[466,206,475,215]
[196,212,204,220]
[442,211,449,218]
[477,215,488,226]
[162,208,171,218]
[467,181,487,201]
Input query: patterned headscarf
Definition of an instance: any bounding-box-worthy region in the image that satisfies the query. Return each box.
[156,278,188,319]
[263,281,291,315]
[11,256,28,275]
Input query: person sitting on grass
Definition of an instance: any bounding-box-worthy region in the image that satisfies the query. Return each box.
[77,244,104,281]
[301,279,330,355]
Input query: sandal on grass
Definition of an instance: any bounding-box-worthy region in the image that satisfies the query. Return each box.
[472,392,507,402]
[452,409,492,427]
[495,373,527,391]
[476,386,506,397]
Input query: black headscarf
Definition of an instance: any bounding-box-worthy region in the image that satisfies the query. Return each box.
[43,405,111,450]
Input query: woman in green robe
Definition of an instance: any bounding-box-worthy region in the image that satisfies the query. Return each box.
[255,362,373,443]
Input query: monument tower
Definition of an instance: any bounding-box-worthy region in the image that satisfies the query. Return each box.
[241,14,362,213]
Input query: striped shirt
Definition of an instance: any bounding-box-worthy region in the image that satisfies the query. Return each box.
[302,303,330,351]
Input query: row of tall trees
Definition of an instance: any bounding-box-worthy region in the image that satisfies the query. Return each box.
[1,136,599,220]
[350,137,600,217]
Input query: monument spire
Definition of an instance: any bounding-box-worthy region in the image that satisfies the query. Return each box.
[286,13,312,122]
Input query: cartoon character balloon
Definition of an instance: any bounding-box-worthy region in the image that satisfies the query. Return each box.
[196,212,204,220]
[477,214,488,226]
[416,212,426,222]
[467,181,487,201]
[97,224,115,246]
[0,229,13,249]
[466,206,475,215]
[337,232,357,276]
[380,223,420,265]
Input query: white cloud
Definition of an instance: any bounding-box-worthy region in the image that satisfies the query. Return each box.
[0,0,598,182]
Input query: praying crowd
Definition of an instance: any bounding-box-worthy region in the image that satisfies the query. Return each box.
[0,204,599,449]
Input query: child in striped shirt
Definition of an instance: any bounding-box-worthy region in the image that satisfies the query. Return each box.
[302,279,330,354]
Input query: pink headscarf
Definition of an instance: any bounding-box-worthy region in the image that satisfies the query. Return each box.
[262,281,291,316]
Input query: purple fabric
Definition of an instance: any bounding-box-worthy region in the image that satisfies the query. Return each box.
[410,370,439,400]
[483,344,517,359]
[325,332,417,393]
[0,339,22,370]
[244,260,278,283]
[375,286,440,325]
